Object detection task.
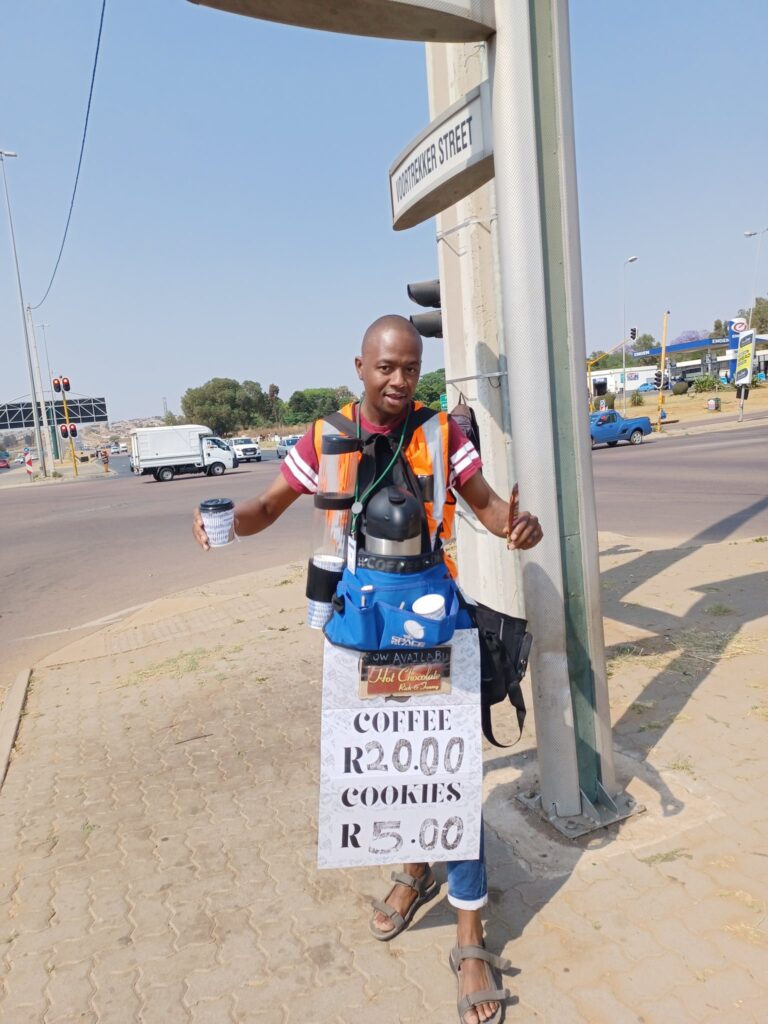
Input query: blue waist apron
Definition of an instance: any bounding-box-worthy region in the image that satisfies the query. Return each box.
[323,562,473,651]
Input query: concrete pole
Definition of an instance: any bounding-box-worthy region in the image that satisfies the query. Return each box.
[425,42,523,616]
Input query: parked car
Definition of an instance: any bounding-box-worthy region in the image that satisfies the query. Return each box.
[0,458,10,470]
[276,436,300,459]
[637,382,658,393]
[590,410,652,448]
[228,436,262,462]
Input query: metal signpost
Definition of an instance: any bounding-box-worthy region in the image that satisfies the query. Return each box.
[735,329,755,423]
[191,0,632,835]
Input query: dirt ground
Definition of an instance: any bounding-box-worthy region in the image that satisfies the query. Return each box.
[610,382,768,425]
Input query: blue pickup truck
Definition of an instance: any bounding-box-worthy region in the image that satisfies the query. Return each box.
[590,410,652,448]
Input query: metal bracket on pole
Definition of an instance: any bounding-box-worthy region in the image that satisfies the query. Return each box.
[436,215,495,240]
[446,370,507,388]
[517,782,643,839]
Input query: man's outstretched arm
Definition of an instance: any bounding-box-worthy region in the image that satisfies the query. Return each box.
[192,474,302,551]
[456,474,543,550]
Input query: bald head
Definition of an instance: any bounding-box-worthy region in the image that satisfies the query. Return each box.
[355,314,424,426]
[361,314,423,359]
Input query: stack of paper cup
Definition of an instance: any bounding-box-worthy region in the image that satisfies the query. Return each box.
[412,593,446,620]
[199,498,235,547]
[307,554,344,629]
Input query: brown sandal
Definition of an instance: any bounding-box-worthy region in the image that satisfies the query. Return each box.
[449,943,512,1024]
[369,870,440,941]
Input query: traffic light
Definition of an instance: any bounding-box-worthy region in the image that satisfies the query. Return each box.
[69,424,78,437]
[407,279,442,338]
[653,369,662,388]
[53,377,61,393]
[629,327,638,342]
[61,377,71,392]
[59,424,69,438]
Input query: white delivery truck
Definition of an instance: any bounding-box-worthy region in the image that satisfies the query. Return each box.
[130,424,235,482]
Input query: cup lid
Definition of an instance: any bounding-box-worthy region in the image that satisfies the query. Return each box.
[199,498,234,513]
[412,593,446,615]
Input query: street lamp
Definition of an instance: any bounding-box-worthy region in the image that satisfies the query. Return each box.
[0,149,48,476]
[622,256,639,411]
[744,228,768,329]
[35,322,59,458]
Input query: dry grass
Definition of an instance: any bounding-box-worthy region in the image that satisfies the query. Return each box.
[659,382,768,425]
[670,629,764,666]
[117,646,223,686]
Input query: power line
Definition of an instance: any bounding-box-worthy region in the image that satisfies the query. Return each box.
[31,0,107,310]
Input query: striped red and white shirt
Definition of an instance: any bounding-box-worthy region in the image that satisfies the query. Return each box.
[280,408,482,496]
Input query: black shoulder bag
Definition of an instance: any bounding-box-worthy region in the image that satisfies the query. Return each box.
[459,594,533,747]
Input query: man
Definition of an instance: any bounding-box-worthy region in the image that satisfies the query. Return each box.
[193,315,542,1024]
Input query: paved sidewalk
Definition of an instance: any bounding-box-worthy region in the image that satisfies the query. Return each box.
[1,537,767,1023]
[0,457,117,491]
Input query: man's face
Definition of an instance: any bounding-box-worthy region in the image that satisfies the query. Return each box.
[355,325,422,423]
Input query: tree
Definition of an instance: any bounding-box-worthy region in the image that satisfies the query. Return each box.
[334,385,357,408]
[629,334,657,366]
[736,296,768,334]
[711,318,727,339]
[267,383,283,423]
[181,378,244,436]
[163,411,184,425]
[414,368,446,405]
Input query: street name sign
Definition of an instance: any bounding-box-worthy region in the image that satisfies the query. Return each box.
[318,632,482,869]
[189,0,495,42]
[389,82,493,230]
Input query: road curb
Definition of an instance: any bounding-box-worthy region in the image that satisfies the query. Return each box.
[0,667,32,791]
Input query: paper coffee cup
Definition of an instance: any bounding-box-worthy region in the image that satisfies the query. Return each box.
[306,598,334,630]
[412,593,446,620]
[312,554,344,573]
[199,498,235,548]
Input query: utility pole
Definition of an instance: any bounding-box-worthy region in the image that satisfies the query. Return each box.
[27,311,56,471]
[1,150,47,476]
[622,256,638,413]
[656,311,670,431]
[36,322,61,459]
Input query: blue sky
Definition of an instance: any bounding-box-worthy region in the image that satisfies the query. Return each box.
[2,1,767,421]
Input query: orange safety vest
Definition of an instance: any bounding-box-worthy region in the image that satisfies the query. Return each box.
[313,401,457,577]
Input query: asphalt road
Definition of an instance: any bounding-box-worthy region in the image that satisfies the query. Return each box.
[591,424,768,543]
[1,427,766,692]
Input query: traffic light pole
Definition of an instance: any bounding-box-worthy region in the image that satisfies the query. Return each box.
[490,0,633,830]
[59,386,79,477]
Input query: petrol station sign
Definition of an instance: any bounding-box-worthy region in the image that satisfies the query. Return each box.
[389,82,493,230]
[735,329,755,386]
[189,0,495,42]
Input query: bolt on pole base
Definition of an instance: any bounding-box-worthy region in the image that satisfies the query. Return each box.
[517,781,643,839]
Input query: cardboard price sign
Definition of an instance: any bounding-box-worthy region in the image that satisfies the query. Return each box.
[318,631,482,869]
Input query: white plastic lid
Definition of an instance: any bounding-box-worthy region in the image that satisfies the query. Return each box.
[412,593,446,617]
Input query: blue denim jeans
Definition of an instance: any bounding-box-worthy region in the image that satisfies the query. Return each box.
[446,822,487,910]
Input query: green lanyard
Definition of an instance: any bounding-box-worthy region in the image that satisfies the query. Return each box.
[350,401,411,534]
